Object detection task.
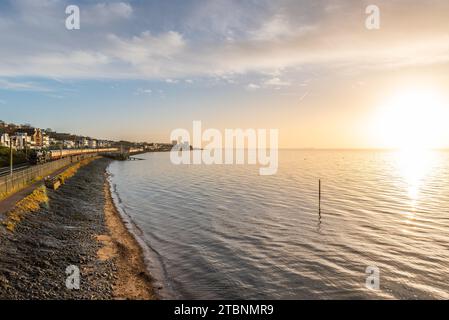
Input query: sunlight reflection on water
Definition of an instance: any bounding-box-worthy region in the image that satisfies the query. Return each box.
[109,150,449,299]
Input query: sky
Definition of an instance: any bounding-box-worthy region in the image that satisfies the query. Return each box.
[1,0,449,148]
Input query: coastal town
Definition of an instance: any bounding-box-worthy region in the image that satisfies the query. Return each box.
[0,119,170,300]
[0,119,174,168]
[0,120,113,150]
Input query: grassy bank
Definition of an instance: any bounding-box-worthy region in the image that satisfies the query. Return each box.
[1,156,100,231]
[2,186,48,232]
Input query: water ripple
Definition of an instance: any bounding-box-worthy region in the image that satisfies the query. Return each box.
[108,150,449,299]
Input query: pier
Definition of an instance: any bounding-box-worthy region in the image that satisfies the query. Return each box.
[103,147,147,161]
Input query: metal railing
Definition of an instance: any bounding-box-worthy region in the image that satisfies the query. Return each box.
[0,153,98,198]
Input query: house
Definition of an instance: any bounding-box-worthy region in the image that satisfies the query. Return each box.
[11,133,30,150]
[49,137,57,147]
[14,127,43,149]
[42,134,50,148]
[88,139,97,149]
[74,138,81,148]
[75,137,89,148]
[63,140,75,149]
[0,132,10,148]
[97,140,111,148]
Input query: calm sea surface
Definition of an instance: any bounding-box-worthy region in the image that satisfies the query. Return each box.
[107,150,449,299]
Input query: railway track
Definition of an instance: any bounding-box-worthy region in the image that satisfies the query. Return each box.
[0,148,121,178]
[0,164,30,177]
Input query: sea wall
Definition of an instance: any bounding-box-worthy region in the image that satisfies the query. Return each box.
[0,153,99,199]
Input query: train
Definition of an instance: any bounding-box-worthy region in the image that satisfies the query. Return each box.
[28,148,118,165]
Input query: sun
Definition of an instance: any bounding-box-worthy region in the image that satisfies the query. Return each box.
[372,88,449,150]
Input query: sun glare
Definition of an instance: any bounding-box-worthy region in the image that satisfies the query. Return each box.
[373,88,449,150]
[394,148,437,202]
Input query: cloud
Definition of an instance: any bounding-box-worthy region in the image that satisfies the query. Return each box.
[0,0,449,81]
[106,31,185,65]
[135,88,152,96]
[47,94,64,99]
[250,14,291,40]
[264,77,291,87]
[33,51,110,67]
[248,14,316,41]
[246,77,292,91]
[12,0,61,12]
[246,83,260,91]
[83,2,133,25]
[0,79,52,92]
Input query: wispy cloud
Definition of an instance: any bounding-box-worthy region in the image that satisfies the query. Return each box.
[0,79,52,92]
[264,77,291,87]
[83,2,133,25]
[134,88,152,96]
[165,79,179,84]
[246,83,261,91]
[0,0,448,81]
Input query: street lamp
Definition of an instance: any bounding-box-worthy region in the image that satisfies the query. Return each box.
[10,140,13,177]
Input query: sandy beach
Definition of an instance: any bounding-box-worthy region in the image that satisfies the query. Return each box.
[0,158,155,300]
[101,171,155,299]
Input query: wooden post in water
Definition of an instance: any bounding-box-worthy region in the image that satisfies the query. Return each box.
[318,179,321,211]
[317,179,322,232]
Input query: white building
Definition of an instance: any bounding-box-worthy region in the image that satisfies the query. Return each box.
[63,140,76,149]
[88,139,97,149]
[0,133,10,147]
[42,134,50,148]
[76,137,89,148]
[97,140,110,148]
[10,134,26,150]
[13,133,33,150]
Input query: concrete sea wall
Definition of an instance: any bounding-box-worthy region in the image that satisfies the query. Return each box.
[0,153,99,199]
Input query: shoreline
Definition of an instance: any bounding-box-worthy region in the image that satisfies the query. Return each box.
[101,171,156,299]
[0,158,156,299]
